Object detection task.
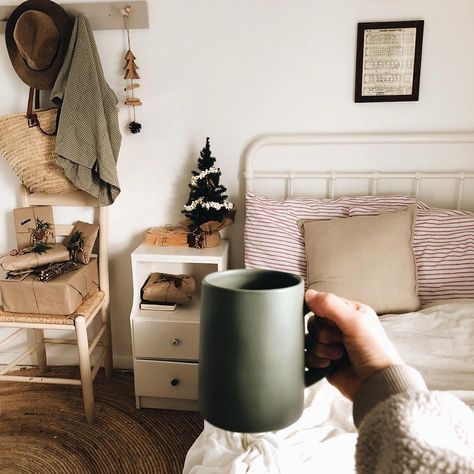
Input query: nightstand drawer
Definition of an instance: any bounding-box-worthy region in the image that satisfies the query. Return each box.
[134,360,198,400]
[133,319,199,360]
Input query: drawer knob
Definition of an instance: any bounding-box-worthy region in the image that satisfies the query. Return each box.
[172,337,181,346]
[170,378,180,387]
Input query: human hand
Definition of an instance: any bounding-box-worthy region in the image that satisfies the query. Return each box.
[305,289,403,400]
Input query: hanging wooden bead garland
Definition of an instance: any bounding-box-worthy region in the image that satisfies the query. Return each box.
[122,5,142,134]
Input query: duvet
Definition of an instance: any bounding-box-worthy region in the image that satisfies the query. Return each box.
[183,300,474,474]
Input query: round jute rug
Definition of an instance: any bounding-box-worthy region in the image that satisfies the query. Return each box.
[0,368,203,474]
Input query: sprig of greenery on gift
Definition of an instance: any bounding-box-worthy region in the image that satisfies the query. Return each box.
[30,242,53,254]
[68,231,84,251]
[68,231,86,261]
[1,242,52,259]
[182,137,234,229]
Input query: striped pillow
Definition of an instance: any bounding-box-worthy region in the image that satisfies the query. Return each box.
[349,206,474,305]
[244,192,429,280]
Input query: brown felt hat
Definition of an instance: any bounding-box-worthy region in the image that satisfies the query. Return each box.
[5,0,72,90]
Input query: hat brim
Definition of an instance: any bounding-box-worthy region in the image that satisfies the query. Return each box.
[6,0,72,90]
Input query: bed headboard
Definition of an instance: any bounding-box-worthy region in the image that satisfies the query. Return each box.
[244,132,474,211]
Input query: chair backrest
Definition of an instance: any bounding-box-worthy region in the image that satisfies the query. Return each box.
[19,185,110,298]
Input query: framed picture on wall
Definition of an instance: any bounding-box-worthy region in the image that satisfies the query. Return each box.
[354,20,424,103]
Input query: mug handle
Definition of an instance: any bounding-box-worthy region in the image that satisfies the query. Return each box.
[303,302,348,387]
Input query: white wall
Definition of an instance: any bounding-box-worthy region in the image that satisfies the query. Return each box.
[0,0,473,367]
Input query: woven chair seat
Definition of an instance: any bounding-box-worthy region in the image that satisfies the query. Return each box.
[0,290,105,326]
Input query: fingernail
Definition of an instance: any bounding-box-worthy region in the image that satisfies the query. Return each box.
[305,289,318,299]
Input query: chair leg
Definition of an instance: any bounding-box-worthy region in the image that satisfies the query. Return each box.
[75,316,95,424]
[34,329,47,375]
[101,306,113,380]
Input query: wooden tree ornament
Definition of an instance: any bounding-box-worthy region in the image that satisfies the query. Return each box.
[124,50,140,80]
[122,5,142,134]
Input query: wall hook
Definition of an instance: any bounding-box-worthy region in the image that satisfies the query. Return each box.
[121,5,132,17]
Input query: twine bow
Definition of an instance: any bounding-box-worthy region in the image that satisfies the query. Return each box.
[153,273,191,289]
[36,261,79,282]
[154,225,193,246]
[188,227,208,249]
[1,243,53,280]
[0,242,52,260]
[28,218,54,246]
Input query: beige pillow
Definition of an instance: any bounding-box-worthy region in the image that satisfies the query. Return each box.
[302,207,420,314]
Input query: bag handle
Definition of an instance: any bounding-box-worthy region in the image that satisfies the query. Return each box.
[26,87,60,136]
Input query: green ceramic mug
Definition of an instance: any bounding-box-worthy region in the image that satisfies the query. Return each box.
[199,268,342,433]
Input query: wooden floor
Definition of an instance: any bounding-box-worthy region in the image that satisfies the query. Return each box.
[0,367,203,474]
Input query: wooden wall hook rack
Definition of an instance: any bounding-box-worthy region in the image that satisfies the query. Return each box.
[0,1,149,33]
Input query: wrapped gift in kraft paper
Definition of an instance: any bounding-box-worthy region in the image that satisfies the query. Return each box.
[144,225,188,247]
[13,206,56,249]
[142,272,196,305]
[0,258,98,315]
[0,243,69,272]
[186,218,233,249]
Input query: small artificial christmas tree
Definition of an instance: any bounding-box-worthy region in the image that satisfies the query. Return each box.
[182,138,234,230]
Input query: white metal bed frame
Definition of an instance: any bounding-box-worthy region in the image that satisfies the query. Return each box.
[244,132,474,208]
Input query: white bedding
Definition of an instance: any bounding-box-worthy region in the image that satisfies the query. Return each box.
[183,300,474,474]
[380,299,474,392]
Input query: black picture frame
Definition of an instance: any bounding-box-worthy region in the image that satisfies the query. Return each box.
[355,20,424,103]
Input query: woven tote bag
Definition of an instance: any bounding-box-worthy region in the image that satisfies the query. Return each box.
[0,107,77,194]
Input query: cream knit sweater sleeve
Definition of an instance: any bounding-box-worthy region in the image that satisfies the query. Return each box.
[353,365,474,474]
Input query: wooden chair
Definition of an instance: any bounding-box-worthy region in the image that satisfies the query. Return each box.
[0,186,113,423]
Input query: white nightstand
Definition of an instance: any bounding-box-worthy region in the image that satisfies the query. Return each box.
[130,240,229,410]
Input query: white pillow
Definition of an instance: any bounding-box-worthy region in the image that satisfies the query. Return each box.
[380,301,474,391]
